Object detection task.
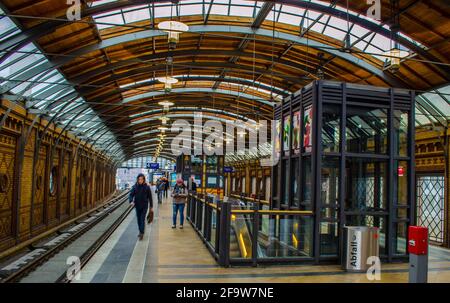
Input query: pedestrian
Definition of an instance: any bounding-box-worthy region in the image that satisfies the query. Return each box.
[171,179,187,229]
[163,177,169,198]
[156,178,164,204]
[189,177,197,194]
[129,173,153,240]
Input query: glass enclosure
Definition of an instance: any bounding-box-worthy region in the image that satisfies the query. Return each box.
[272,80,414,263]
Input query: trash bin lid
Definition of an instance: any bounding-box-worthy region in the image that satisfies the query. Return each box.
[343,225,370,231]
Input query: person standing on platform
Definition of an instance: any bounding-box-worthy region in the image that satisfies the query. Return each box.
[189,177,197,195]
[171,179,187,229]
[156,178,164,204]
[163,177,170,198]
[129,173,153,240]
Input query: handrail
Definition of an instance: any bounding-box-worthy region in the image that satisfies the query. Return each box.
[188,194,220,210]
[189,194,311,215]
[186,193,316,267]
[231,209,313,215]
[230,194,270,205]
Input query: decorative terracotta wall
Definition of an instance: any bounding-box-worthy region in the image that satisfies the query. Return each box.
[0,99,117,251]
[226,159,271,200]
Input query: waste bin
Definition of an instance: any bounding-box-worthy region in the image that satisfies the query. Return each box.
[344,226,379,272]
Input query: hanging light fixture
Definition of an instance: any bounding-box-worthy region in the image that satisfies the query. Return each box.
[156,76,178,92]
[387,0,401,74]
[158,100,174,107]
[157,21,189,50]
[158,126,169,132]
[160,116,170,125]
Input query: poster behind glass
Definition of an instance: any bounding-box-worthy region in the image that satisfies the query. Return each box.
[275,119,281,155]
[303,106,313,153]
[292,111,301,153]
[283,115,290,152]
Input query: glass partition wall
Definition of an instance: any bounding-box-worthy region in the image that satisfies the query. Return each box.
[177,154,225,198]
[272,80,415,263]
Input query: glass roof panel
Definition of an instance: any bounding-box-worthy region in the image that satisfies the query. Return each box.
[0,9,122,158]
[95,14,124,30]
[90,0,117,7]
[180,4,203,16]
[154,4,173,18]
[0,13,20,42]
[209,4,228,16]
[229,4,254,17]
[278,13,302,26]
[420,93,450,118]
[123,8,150,23]
[88,0,423,65]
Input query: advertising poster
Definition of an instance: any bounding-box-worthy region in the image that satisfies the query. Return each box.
[275,120,281,154]
[283,115,290,151]
[303,107,313,152]
[292,111,301,152]
[170,172,177,187]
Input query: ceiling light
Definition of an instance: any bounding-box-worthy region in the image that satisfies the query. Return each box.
[157,21,189,50]
[158,100,174,107]
[160,116,170,125]
[158,126,168,132]
[157,76,178,92]
[385,48,408,73]
[156,76,178,84]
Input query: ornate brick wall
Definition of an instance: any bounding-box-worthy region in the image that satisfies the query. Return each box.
[0,99,117,251]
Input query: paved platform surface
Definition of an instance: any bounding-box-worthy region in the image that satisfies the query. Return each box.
[73,190,450,283]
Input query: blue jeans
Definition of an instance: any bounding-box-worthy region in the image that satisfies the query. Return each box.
[157,191,163,203]
[135,207,148,234]
[172,203,185,226]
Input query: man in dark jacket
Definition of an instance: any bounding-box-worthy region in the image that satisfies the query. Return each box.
[129,173,153,240]
[163,177,169,198]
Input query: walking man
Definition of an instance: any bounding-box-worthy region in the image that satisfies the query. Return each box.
[129,173,153,240]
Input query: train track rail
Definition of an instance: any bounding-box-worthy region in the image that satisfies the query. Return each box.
[0,190,132,283]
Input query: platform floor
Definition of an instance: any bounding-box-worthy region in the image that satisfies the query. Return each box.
[74,190,450,283]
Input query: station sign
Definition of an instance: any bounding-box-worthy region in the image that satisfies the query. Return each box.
[224,166,233,173]
[147,162,159,169]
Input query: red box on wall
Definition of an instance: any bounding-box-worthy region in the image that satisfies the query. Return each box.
[408,226,428,255]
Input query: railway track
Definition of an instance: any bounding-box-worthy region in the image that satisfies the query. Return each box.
[0,190,132,283]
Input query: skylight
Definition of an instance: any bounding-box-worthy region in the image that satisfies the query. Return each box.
[0,11,123,160]
[89,0,419,64]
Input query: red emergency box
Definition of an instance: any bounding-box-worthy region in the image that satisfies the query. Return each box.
[408,226,428,255]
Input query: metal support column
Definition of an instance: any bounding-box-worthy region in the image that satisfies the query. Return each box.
[218,201,231,267]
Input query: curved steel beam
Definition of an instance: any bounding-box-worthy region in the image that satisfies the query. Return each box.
[76,61,305,96]
[261,0,449,80]
[123,87,276,106]
[69,49,315,85]
[85,75,288,104]
[9,25,404,88]
[76,106,256,151]
[1,0,444,81]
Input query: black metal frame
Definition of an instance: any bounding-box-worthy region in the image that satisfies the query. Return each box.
[187,195,316,267]
[272,80,415,263]
[176,154,224,196]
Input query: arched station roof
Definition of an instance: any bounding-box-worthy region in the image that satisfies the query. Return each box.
[0,0,449,162]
